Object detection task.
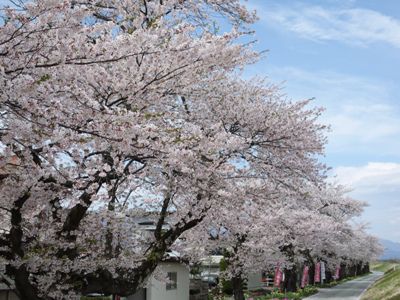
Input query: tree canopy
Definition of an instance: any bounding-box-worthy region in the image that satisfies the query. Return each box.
[0,1,381,299]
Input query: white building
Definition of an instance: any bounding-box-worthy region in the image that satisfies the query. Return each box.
[125,219,190,300]
[128,262,189,300]
[199,255,223,285]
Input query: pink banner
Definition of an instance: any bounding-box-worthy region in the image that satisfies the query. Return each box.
[301,266,309,288]
[314,262,321,283]
[334,266,340,280]
[274,264,283,287]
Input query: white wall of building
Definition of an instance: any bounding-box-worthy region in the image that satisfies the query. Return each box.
[247,272,264,290]
[147,262,189,300]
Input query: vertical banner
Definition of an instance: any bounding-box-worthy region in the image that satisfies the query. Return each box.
[334,266,340,280]
[274,264,283,287]
[321,262,326,282]
[301,265,309,288]
[314,262,321,283]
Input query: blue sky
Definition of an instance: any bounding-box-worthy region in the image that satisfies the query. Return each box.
[244,0,400,242]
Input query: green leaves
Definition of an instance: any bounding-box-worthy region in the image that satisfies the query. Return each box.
[37,74,51,84]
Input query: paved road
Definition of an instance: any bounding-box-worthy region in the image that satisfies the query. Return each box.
[304,271,383,300]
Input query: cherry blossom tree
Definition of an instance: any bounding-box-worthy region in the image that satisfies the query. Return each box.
[0,0,331,299]
[188,183,382,299]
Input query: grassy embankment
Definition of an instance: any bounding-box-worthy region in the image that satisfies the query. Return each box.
[361,260,400,300]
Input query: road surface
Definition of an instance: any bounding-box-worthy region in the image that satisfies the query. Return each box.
[304,271,383,300]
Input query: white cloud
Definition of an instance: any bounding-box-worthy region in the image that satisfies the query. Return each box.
[335,162,400,193]
[259,4,400,48]
[332,162,400,242]
[266,66,400,155]
[327,106,400,142]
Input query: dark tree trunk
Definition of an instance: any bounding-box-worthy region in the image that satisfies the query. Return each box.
[309,263,315,285]
[349,264,356,276]
[7,191,43,300]
[279,243,297,292]
[231,275,245,300]
[10,265,43,300]
[325,269,333,283]
[364,262,370,274]
[357,262,363,275]
[283,267,298,292]
[340,263,346,279]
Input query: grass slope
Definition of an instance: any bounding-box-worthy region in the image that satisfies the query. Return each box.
[371,260,400,273]
[361,261,400,300]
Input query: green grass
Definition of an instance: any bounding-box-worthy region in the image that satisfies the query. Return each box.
[371,260,400,273]
[247,286,318,300]
[361,261,400,300]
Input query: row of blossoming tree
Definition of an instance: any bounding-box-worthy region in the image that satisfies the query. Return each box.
[0,1,381,299]
[184,183,382,299]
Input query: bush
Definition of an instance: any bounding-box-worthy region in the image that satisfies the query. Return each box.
[248,288,271,297]
[301,286,319,297]
[257,286,318,299]
[219,257,233,295]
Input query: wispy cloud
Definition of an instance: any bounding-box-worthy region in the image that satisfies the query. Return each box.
[327,106,400,143]
[259,4,400,48]
[266,66,400,156]
[335,162,400,193]
[333,162,400,241]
